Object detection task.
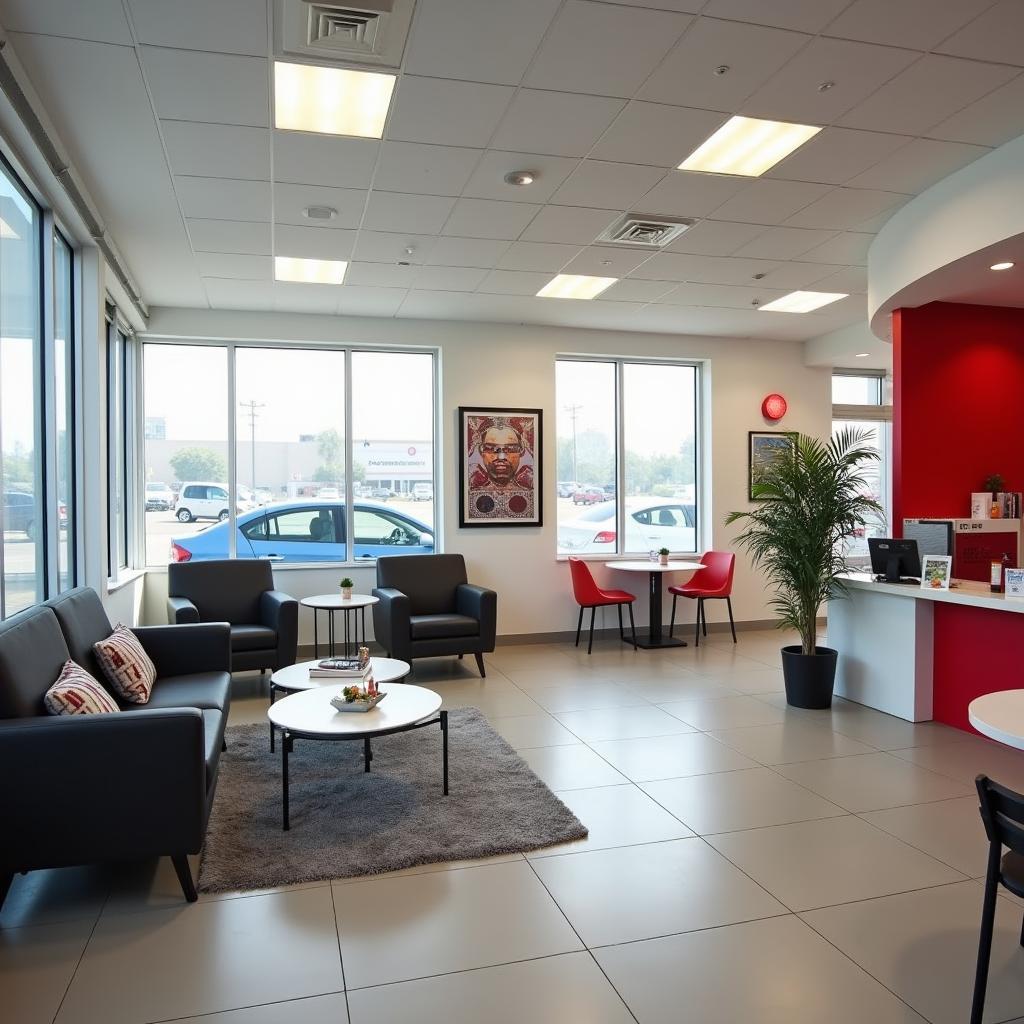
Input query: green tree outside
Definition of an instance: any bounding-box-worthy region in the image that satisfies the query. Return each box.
[169,447,226,482]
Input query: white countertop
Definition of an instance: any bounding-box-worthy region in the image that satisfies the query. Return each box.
[837,573,1024,615]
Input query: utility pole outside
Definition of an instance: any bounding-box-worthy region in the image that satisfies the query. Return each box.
[564,403,582,483]
[239,400,265,493]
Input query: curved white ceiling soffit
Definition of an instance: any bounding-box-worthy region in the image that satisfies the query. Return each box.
[868,132,1024,341]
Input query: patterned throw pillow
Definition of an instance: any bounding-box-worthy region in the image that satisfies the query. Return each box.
[93,624,156,704]
[45,660,120,715]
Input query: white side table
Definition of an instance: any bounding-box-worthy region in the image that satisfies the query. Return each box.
[969,690,1024,750]
[300,593,379,658]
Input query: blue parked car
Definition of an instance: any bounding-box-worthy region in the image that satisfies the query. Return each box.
[169,500,434,564]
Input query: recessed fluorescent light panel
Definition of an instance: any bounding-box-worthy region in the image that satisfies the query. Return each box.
[537,274,617,300]
[679,116,821,176]
[274,256,347,285]
[274,61,396,138]
[758,290,848,313]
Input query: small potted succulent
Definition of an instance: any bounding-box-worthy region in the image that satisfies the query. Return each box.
[339,577,354,600]
[658,547,670,566]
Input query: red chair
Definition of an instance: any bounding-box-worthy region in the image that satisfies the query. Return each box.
[668,551,736,648]
[568,557,637,654]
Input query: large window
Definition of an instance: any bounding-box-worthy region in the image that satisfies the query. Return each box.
[556,358,700,557]
[53,232,75,592]
[106,319,133,576]
[144,343,437,566]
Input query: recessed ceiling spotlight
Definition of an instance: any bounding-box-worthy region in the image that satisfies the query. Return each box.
[752,272,766,280]
[303,205,337,221]
[679,116,821,176]
[714,65,730,76]
[504,170,536,186]
[758,290,848,313]
[537,274,617,300]
[991,261,1015,271]
[274,256,347,285]
[855,352,870,358]
[817,80,835,92]
[274,61,395,138]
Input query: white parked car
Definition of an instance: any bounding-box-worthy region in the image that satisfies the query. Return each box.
[558,499,696,554]
[412,482,433,501]
[317,486,341,500]
[144,481,174,511]
[174,482,255,523]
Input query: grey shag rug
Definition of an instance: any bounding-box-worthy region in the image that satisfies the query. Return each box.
[198,707,588,893]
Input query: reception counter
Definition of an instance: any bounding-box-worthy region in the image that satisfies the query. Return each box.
[828,574,1024,727]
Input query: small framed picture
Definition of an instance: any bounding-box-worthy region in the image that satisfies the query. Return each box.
[748,431,797,500]
[921,555,952,590]
[1005,568,1024,600]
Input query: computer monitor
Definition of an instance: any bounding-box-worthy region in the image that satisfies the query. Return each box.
[868,537,922,583]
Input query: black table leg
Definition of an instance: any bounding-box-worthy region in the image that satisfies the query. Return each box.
[364,736,372,772]
[441,710,449,796]
[628,570,687,649]
[313,610,319,660]
[328,610,335,657]
[269,685,277,753]
[282,731,291,831]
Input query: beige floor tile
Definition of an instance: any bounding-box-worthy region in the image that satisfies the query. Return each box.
[803,880,1024,1024]
[659,694,789,730]
[438,686,542,717]
[410,657,508,683]
[590,732,758,783]
[488,712,582,749]
[860,797,989,876]
[595,915,926,1023]
[528,784,693,857]
[890,735,1024,789]
[642,767,847,835]
[708,720,877,765]
[0,917,94,1024]
[531,838,786,946]
[346,951,633,1023]
[505,668,605,690]
[807,702,971,750]
[709,667,787,693]
[56,887,344,1024]
[0,866,108,930]
[677,648,773,676]
[529,682,649,713]
[589,659,702,683]
[332,860,582,989]
[554,705,696,742]
[228,694,273,727]
[519,744,628,790]
[706,815,965,911]
[485,648,577,672]
[170,993,349,1023]
[335,853,524,885]
[775,752,973,812]
[619,676,743,701]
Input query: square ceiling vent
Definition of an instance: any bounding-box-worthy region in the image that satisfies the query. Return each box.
[597,214,696,249]
[276,0,416,68]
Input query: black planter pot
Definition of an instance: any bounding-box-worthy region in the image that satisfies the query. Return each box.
[781,645,838,709]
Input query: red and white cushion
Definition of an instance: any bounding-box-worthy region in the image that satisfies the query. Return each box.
[45,660,120,715]
[93,624,156,704]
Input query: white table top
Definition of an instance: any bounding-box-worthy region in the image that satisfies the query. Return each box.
[268,682,441,737]
[301,593,379,610]
[606,560,706,573]
[969,690,1024,750]
[271,657,410,692]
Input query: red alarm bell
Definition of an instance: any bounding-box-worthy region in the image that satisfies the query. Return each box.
[761,393,787,421]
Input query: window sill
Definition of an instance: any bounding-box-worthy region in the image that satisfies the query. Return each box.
[107,567,147,594]
[144,560,385,574]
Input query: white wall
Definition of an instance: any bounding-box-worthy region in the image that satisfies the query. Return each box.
[140,308,831,641]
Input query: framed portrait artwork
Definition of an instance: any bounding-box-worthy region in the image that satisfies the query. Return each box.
[459,407,542,527]
[748,431,798,500]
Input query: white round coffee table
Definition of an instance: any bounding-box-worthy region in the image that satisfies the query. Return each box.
[267,683,448,830]
[969,690,1024,750]
[300,593,379,658]
[605,560,705,649]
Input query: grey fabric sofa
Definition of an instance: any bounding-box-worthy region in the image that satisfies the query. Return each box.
[372,554,497,676]
[0,587,231,908]
[167,559,298,673]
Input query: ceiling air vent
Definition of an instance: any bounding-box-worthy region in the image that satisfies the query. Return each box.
[598,214,696,249]
[276,0,415,69]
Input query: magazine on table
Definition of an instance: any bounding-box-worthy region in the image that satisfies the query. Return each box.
[309,657,371,679]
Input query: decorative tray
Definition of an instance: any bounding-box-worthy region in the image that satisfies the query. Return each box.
[330,692,386,713]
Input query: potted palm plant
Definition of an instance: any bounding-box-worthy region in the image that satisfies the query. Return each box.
[726,428,882,709]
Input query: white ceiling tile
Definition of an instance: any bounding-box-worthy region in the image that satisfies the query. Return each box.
[742,38,919,124]
[839,54,1018,135]
[935,1,1024,67]
[3,3,131,41]
[351,231,437,264]
[732,226,838,260]
[273,281,340,315]
[272,132,379,189]
[274,225,356,260]
[188,219,272,254]
[204,277,276,310]
[413,266,490,291]
[520,206,620,244]
[441,198,541,240]
[462,152,579,204]
[752,261,843,289]
[664,219,767,255]
[425,237,511,268]
[850,210,896,233]
[403,0,561,85]
[784,187,909,230]
[549,160,666,210]
[636,171,748,219]
[372,141,481,197]
[710,179,833,225]
[702,0,851,33]
[632,252,779,284]
[824,0,991,50]
[809,266,869,293]
[140,46,269,126]
[799,231,874,264]
[925,74,1024,147]
[345,262,420,289]
[767,127,913,186]
[590,103,726,168]
[478,270,553,295]
[194,253,272,280]
[562,245,654,277]
[174,176,271,222]
[491,90,625,158]
[362,192,456,234]
[273,183,367,229]
[386,77,513,147]
[640,18,809,112]
[607,0,702,9]
[658,281,789,309]
[846,138,990,193]
[129,0,268,55]
[600,279,678,302]
[161,121,270,180]
[336,287,407,317]
[496,241,581,272]
[524,0,691,98]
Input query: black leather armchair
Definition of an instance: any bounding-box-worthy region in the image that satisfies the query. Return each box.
[167,559,297,672]
[372,554,497,676]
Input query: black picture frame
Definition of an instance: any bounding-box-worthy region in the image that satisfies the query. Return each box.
[748,430,798,500]
[458,406,543,527]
